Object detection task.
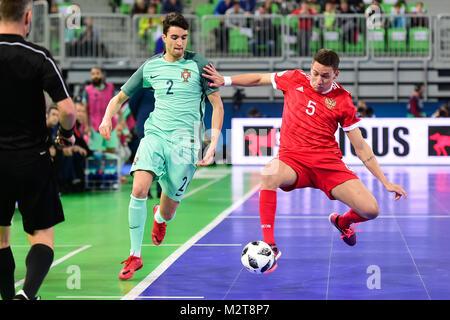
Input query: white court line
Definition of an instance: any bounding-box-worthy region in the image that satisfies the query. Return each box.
[393,218,432,300]
[227,215,450,219]
[14,245,91,288]
[183,175,227,198]
[121,184,261,300]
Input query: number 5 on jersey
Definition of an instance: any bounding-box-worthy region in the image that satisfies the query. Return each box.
[306,100,316,116]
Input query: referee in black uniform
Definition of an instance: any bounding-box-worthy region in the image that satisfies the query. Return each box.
[0,0,76,300]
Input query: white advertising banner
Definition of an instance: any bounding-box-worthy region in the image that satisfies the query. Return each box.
[231,118,450,165]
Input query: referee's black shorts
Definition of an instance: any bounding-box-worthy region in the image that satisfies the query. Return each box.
[0,147,64,234]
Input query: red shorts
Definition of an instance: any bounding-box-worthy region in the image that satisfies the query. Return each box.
[278,151,359,200]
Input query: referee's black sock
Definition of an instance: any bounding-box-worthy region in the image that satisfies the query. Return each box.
[0,246,16,300]
[22,244,54,299]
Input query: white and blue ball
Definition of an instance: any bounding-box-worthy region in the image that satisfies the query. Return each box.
[241,241,275,274]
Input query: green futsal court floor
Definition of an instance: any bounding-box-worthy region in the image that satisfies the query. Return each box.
[8,166,256,300]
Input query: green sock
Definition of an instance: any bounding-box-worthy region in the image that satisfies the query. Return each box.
[128,195,148,257]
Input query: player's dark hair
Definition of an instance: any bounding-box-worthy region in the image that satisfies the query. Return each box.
[162,12,189,35]
[313,49,340,71]
[0,0,32,23]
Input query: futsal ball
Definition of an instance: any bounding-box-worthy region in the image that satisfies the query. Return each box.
[241,241,275,274]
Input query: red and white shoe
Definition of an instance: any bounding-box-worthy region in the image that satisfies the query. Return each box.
[329,213,360,246]
[264,243,282,274]
[151,204,166,246]
[119,255,143,280]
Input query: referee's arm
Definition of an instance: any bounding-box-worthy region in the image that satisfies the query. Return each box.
[41,51,76,133]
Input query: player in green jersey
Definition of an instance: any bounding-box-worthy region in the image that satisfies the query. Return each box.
[99,12,224,280]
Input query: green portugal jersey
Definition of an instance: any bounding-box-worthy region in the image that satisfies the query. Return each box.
[121,51,218,150]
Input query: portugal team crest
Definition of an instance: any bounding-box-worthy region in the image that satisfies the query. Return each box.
[181,69,191,82]
[325,97,336,109]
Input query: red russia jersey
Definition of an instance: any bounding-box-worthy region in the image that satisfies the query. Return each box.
[271,69,360,158]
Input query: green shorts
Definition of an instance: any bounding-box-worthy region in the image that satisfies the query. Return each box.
[90,128,119,151]
[130,133,198,202]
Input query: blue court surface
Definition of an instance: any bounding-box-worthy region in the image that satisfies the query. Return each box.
[128,165,450,300]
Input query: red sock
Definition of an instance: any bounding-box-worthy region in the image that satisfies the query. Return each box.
[259,190,277,244]
[338,209,369,229]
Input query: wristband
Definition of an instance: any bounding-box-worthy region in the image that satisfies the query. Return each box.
[223,76,232,87]
[58,126,74,139]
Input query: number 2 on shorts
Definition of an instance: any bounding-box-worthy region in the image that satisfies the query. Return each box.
[175,176,188,196]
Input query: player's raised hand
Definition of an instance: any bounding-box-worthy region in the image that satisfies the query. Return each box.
[202,64,224,88]
[99,117,112,141]
[384,182,407,200]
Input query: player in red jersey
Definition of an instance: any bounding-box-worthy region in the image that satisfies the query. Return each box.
[202,49,407,273]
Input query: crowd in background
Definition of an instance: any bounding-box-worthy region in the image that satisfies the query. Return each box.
[34,0,448,196]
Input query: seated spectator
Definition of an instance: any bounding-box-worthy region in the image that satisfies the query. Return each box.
[356,100,375,118]
[339,0,360,44]
[248,6,277,56]
[138,5,164,54]
[248,106,263,118]
[274,0,299,15]
[71,17,108,57]
[240,0,256,14]
[290,1,316,56]
[432,104,450,118]
[365,0,385,29]
[214,0,233,15]
[347,0,365,13]
[131,0,148,15]
[214,0,233,52]
[161,0,182,14]
[225,0,245,30]
[410,2,428,28]
[390,2,406,28]
[324,1,337,30]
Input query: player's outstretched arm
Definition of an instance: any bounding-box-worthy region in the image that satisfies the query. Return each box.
[197,91,224,167]
[202,64,272,88]
[346,127,407,200]
[99,91,129,141]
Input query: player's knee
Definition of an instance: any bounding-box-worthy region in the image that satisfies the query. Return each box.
[361,202,379,220]
[131,185,149,199]
[260,174,280,190]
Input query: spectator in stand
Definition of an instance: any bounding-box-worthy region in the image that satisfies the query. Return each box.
[131,0,148,15]
[161,0,182,14]
[410,2,428,28]
[214,0,233,15]
[225,0,245,29]
[75,99,90,145]
[390,2,406,28]
[324,1,337,30]
[339,0,360,45]
[249,5,277,56]
[347,0,365,13]
[407,83,426,117]
[46,105,60,163]
[365,0,385,29]
[75,17,108,57]
[214,0,233,52]
[356,100,375,118]
[240,0,256,14]
[290,1,317,56]
[274,0,299,15]
[431,103,450,118]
